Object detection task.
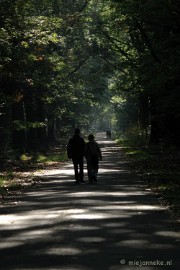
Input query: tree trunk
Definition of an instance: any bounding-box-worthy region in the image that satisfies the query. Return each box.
[12,101,27,150]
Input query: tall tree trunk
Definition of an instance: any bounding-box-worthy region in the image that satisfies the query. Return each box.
[24,93,48,151]
[12,101,27,151]
[0,101,12,159]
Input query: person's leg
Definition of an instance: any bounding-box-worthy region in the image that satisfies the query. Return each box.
[92,157,99,182]
[87,160,93,183]
[79,158,84,182]
[93,167,98,182]
[73,159,79,183]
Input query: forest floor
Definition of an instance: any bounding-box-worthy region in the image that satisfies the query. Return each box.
[0,144,67,204]
[0,133,180,270]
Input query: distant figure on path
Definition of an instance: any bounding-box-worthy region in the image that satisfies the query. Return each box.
[106,130,111,139]
[85,134,102,183]
[67,128,85,184]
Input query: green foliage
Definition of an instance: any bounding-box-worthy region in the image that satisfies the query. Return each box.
[13,120,46,131]
[20,154,31,161]
[20,150,68,163]
[0,171,15,196]
[0,177,5,189]
[124,125,150,147]
[1,0,180,158]
[37,152,67,163]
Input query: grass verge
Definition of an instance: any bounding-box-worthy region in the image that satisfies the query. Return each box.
[0,148,68,200]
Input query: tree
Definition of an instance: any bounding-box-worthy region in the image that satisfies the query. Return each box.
[0,0,111,155]
[95,0,180,145]
[1,0,180,160]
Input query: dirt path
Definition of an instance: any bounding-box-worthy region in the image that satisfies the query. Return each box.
[0,134,180,270]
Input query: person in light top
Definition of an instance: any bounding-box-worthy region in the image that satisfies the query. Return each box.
[84,134,102,183]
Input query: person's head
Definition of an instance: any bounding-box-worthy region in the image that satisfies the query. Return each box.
[88,134,94,141]
[74,128,80,135]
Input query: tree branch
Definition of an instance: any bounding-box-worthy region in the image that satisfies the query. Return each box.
[67,55,90,77]
[135,20,161,63]
[97,25,137,69]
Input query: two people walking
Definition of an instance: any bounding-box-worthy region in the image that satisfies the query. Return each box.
[67,129,102,184]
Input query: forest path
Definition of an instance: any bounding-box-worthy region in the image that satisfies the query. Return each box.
[0,133,180,270]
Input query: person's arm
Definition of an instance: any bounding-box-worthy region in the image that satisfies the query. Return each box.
[84,143,88,159]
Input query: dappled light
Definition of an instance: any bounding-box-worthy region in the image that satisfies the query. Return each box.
[1,0,180,268]
[0,136,180,270]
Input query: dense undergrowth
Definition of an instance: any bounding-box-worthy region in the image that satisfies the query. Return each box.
[116,137,180,219]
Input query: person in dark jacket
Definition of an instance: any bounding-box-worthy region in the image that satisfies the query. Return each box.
[84,134,102,183]
[67,128,85,184]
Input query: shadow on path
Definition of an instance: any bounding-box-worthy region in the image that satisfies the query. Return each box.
[0,134,180,270]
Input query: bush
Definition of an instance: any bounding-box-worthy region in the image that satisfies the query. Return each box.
[124,125,150,147]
